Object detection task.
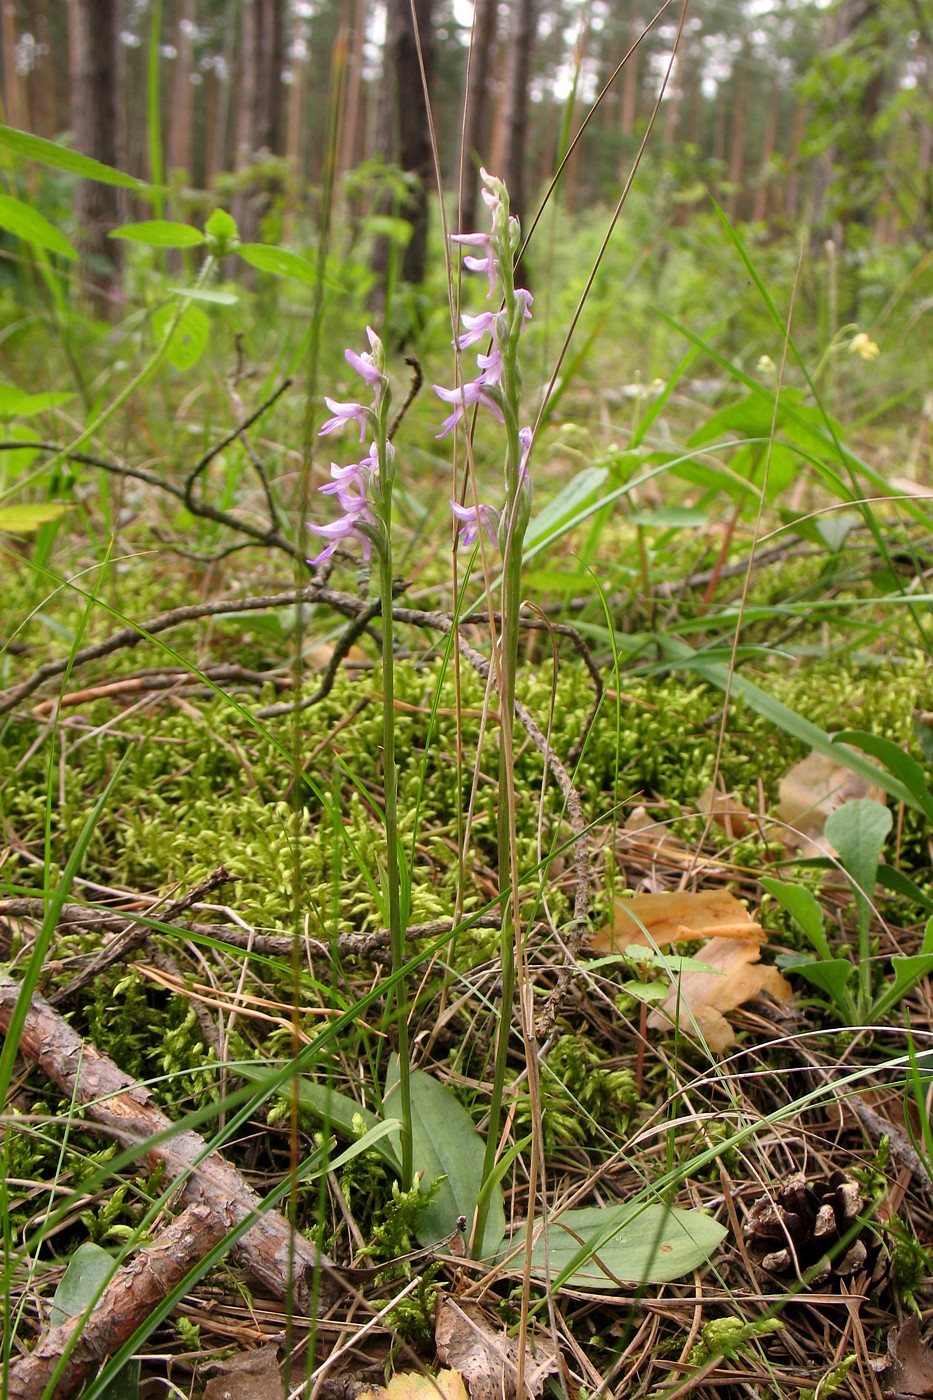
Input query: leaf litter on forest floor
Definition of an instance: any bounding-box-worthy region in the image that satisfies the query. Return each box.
[435,1298,558,1400]
[593,889,793,1052]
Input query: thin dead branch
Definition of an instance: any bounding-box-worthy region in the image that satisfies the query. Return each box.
[7,1202,225,1400]
[0,978,341,1308]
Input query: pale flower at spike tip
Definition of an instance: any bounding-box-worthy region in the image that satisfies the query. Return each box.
[849,331,881,361]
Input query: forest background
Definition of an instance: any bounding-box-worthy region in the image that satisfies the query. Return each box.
[5,3,933,1400]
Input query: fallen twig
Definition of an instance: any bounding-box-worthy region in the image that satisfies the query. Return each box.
[45,866,237,1004]
[7,1202,225,1400]
[0,978,340,1308]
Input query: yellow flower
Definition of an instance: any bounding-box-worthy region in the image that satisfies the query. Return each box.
[849,331,880,361]
[757,354,776,374]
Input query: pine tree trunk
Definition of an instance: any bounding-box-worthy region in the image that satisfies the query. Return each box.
[458,0,498,233]
[70,0,123,314]
[233,0,285,244]
[501,0,538,230]
[371,0,436,317]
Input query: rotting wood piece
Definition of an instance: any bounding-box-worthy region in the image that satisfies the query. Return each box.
[7,1202,225,1400]
[0,978,339,1310]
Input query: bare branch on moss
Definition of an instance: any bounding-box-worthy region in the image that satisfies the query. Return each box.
[7,1202,226,1400]
[0,978,340,1308]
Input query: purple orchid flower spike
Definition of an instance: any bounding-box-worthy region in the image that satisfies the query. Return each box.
[307,509,374,565]
[345,325,385,394]
[450,231,498,299]
[455,309,498,351]
[451,498,501,547]
[319,396,370,443]
[435,377,504,438]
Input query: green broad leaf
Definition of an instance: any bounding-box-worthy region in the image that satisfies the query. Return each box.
[51,1243,140,1400]
[913,716,933,769]
[780,953,855,1016]
[876,863,933,914]
[525,1203,726,1289]
[110,220,205,247]
[872,918,933,1020]
[526,466,609,550]
[385,1056,506,1259]
[817,511,860,552]
[522,569,597,594]
[0,385,73,417]
[0,503,70,533]
[824,799,892,923]
[0,126,144,188]
[622,945,719,975]
[237,1062,400,1170]
[835,730,933,823]
[152,302,210,371]
[168,287,238,306]
[0,193,77,259]
[237,243,338,287]
[759,877,831,960]
[364,214,413,245]
[627,507,708,529]
[205,208,238,241]
[621,981,670,1003]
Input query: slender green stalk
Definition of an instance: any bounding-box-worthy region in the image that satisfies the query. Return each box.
[379,489,412,1187]
[457,171,533,1257]
[307,327,413,1186]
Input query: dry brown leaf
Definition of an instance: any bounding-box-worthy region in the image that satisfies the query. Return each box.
[592,890,792,1052]
[776,749,886,855]
[874,1317,933,1397]
[623,805,684,849]
[594,888,766,952]
[646,934,793,1051]
[358,1369,469,1400]
[697,782,753,839]
[203,1345,284,1400]
[435,1297,559,1400]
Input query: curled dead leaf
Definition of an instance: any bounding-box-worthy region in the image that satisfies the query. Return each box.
[435,1297,559,1400]
[592,890,792,1052]
[776,749,886,857]
[873,1317,933,1398]
[697,782,754,839]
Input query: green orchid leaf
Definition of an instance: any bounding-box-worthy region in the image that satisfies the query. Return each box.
[760,877,831,959]
[52,1244,140,1400]
[525,1203,726,1290]
[781,953,855,1018]
[824,798,892,938]
[385,1055,505,1258]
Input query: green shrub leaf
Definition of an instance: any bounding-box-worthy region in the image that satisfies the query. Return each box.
[0,193,77,259]
[237,243,340,287]
[110,221,205,248]
[152,303,210,371]
[0,126,144,188]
